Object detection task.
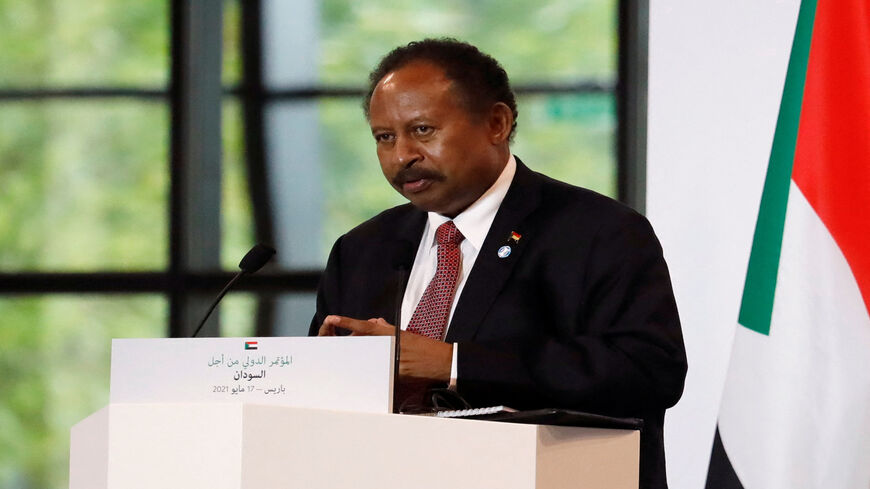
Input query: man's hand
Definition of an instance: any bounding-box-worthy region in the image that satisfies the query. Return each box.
[318,315,453,382]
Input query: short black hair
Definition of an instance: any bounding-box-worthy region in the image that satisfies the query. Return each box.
[363,38,518,141]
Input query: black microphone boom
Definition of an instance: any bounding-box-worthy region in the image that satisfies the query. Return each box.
[391,241,415,413]
[191,244,276,338]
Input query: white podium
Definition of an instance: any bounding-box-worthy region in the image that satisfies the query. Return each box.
[70,403,640,489]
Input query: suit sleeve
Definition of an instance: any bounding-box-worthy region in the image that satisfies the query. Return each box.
[308,236,343,336]
[455,212,687,416]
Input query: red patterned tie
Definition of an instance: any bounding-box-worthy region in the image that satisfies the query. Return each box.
[407,221,465,340]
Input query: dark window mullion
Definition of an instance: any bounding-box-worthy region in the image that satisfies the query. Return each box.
[240,0,278,336]
[0,272,320,294]
[0,88,168,100]
[240,80,616,101]
[617,0,649,211]
[168,0,225,337]
[169,0,186,337]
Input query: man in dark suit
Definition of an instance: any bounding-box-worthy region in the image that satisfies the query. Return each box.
[311,39,687,489]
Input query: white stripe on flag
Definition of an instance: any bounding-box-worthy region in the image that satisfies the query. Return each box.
[718,182,870,488]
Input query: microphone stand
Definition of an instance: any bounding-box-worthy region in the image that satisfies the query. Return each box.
[191,243,275,338]
[393,266,409,413]
[192,271,246,338]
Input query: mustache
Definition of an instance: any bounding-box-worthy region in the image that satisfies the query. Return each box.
[391,166,446,186]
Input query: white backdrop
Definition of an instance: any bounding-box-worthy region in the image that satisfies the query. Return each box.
[647,2,801,488]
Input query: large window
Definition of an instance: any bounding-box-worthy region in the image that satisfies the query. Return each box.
[0,1,630,487]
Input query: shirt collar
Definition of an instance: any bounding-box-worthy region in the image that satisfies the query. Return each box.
[425,154,517,251]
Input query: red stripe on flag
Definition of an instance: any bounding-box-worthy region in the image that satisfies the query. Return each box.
[792,0,870,316]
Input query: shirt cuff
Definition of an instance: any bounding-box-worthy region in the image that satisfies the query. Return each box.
[448,343,458,390]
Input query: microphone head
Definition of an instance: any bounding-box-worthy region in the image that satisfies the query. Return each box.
[238,244,276,273]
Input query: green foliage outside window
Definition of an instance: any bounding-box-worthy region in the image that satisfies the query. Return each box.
[317,0,616,252]
[0,297,165,489]
[0,0,167,88]
[0,1,617,487]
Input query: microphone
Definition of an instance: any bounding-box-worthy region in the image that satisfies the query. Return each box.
[238,243,277,273]
[191,244,276,338]
[391,241,415,413]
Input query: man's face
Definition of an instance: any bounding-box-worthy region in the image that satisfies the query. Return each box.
[368,61,505,217]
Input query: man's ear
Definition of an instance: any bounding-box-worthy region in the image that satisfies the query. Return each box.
[488,102,514,144]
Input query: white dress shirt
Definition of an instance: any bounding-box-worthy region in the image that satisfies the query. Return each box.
[400,154,517,383]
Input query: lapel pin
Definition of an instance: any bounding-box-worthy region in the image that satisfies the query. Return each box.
[497,245,512,258]
[509,231,522,243]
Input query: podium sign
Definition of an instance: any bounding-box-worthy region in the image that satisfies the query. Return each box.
[70,404,640,489]
[72,336,641,488]
[110,336,393,413]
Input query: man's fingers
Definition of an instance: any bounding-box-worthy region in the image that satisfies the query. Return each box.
[323,315,391,336]
[330,315,375,335]
[318,315,397,337]
[318,315,364,336]
[321,316,450,380]
[317,321,335,336]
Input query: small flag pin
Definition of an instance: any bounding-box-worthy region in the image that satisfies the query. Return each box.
[509,231,522,243]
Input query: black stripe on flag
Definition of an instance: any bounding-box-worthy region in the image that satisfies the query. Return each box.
[705,426,745,489]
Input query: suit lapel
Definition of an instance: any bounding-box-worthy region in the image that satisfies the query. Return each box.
[392,205,427,246]
[445,159,543,342]
[384,207,426,325]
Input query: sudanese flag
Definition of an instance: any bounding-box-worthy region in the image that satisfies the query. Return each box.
[706,0,870,487]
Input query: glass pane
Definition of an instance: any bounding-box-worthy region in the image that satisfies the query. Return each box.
[0,295,166,489]
[220,292,257,337]
[0,1,169,88]
[223,0,242,87]
[274,292,317,337]
[0,101,169,271]
[512,93,616,197]
[221,98,254,269]
[319,0,616,85]
[219,292,316,338]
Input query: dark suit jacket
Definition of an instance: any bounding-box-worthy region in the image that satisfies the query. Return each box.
[310,159,687,489]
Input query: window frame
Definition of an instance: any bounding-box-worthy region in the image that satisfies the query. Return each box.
[0,0,647,338]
